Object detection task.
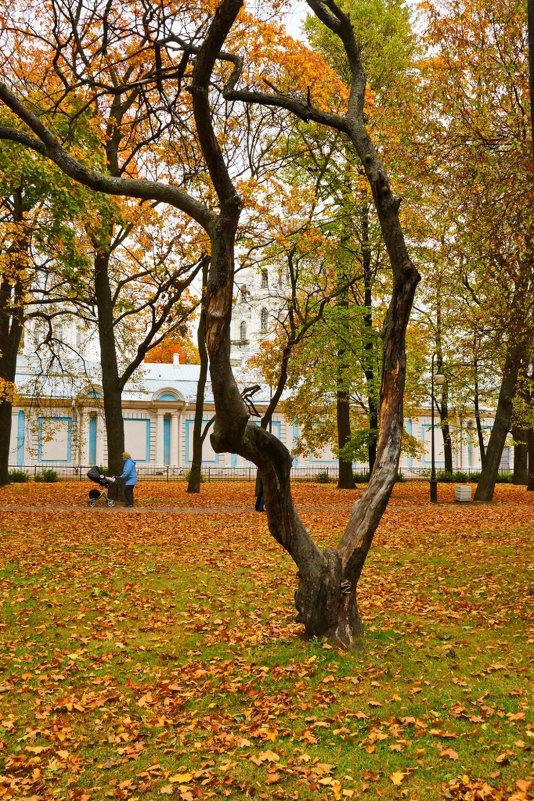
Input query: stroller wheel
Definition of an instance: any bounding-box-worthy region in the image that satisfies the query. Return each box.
[106,499,116,507]
[88,500,96,507]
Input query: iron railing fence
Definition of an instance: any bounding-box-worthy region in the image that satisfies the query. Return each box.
[7,463,513,483]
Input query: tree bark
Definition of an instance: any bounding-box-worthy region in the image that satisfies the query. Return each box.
[336,279,355,489]
[512,426,528,484]
[188,263,209,493]
[361,202,378,473]
[0,275,24,485]
[94,249,125,476]
[0,192,27,486]
[436,358,453,473]
[473,358,486,468]
[337,392,355,488]
[475,341,525,501]
[527,427,534,491]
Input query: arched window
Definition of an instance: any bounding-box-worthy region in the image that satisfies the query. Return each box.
[240,320,247,341]
[261,269,269,289]
[260,308,268,333]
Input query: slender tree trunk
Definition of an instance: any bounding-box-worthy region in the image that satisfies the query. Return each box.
[336,280,355,489]
[473,359,486,469]
[527,427,534,491]
[0,194,27,486]
[188,263,209,493]
[361,202,378,473]
[475,341,525,501]
[337,391,355,488]
[94,249,125,477]
[437,363,453,472]
[512,426,528,484]
[0,276,23,485]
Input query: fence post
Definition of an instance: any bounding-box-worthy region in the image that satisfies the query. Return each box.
[208,467,211,482]
[166,466,169,482]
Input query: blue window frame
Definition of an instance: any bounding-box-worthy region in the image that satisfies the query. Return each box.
[37,416,73,464]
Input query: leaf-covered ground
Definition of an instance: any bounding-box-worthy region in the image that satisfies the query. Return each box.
[0,481,532,801]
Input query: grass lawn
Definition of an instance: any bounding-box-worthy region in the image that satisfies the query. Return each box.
[0,481,532,800]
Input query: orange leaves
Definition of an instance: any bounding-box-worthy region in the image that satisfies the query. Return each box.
[0,480,532,801]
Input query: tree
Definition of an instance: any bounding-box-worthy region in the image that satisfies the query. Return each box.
[0,0,419,646]
[0,140,90,485]
[418,0,533,499]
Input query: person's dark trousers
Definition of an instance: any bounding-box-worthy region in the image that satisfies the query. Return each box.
[124,485,134,507]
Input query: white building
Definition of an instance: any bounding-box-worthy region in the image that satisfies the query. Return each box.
[8,265,511,478]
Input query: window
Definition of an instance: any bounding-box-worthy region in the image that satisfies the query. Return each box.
[261,269,269,289]
[260,308,268,333]
[239,320,247,341]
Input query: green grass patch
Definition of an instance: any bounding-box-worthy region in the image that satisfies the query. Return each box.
[0,489,532,800]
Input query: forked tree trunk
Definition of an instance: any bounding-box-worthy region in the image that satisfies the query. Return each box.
[217,0,420,645]
[0,0,420,647]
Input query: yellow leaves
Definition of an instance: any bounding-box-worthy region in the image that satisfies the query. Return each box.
[169,772,193,783]
[390,771,406,785]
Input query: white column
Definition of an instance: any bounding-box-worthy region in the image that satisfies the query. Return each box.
[170,412,179,466]
[156,411,165,465]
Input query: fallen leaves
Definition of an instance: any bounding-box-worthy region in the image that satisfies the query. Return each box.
[0,481,532,800]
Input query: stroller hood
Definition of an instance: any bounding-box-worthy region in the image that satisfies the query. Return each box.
[87,465,102,483]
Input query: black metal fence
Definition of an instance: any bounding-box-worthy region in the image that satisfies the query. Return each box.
[7,463,514,483]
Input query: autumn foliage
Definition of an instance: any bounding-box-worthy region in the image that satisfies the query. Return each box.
[0,482,532,800]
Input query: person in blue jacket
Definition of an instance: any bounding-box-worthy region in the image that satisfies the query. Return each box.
[119,452,138,507]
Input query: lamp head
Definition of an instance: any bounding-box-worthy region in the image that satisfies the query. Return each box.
[434,373,446,386]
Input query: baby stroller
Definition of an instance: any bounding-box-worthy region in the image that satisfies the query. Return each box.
[86,465,116,507]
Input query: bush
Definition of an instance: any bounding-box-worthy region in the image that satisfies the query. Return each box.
[8,469,29,483]
[353,471,370,483]
[497,472,513,484]
[35,469,59,483]
[184,469,205,483]
[315,471,332,484]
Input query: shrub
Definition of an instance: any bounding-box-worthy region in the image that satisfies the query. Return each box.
[35,469,59,483]
[184,469,205,483]
[315,471,332,484]
[353,471,370,483]
[8,469,29,483]
[497,472,513,484]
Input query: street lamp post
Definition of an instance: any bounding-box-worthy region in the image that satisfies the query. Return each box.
[430,354,446,503]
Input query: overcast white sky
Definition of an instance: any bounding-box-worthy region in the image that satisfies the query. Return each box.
[281,1,309,39]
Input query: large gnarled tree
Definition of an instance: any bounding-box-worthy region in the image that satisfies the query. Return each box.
[0,0,419,646]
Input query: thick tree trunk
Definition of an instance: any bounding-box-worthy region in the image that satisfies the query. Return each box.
[475,342,525,501]
[94,250,125,476]
[512,426,528,484]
